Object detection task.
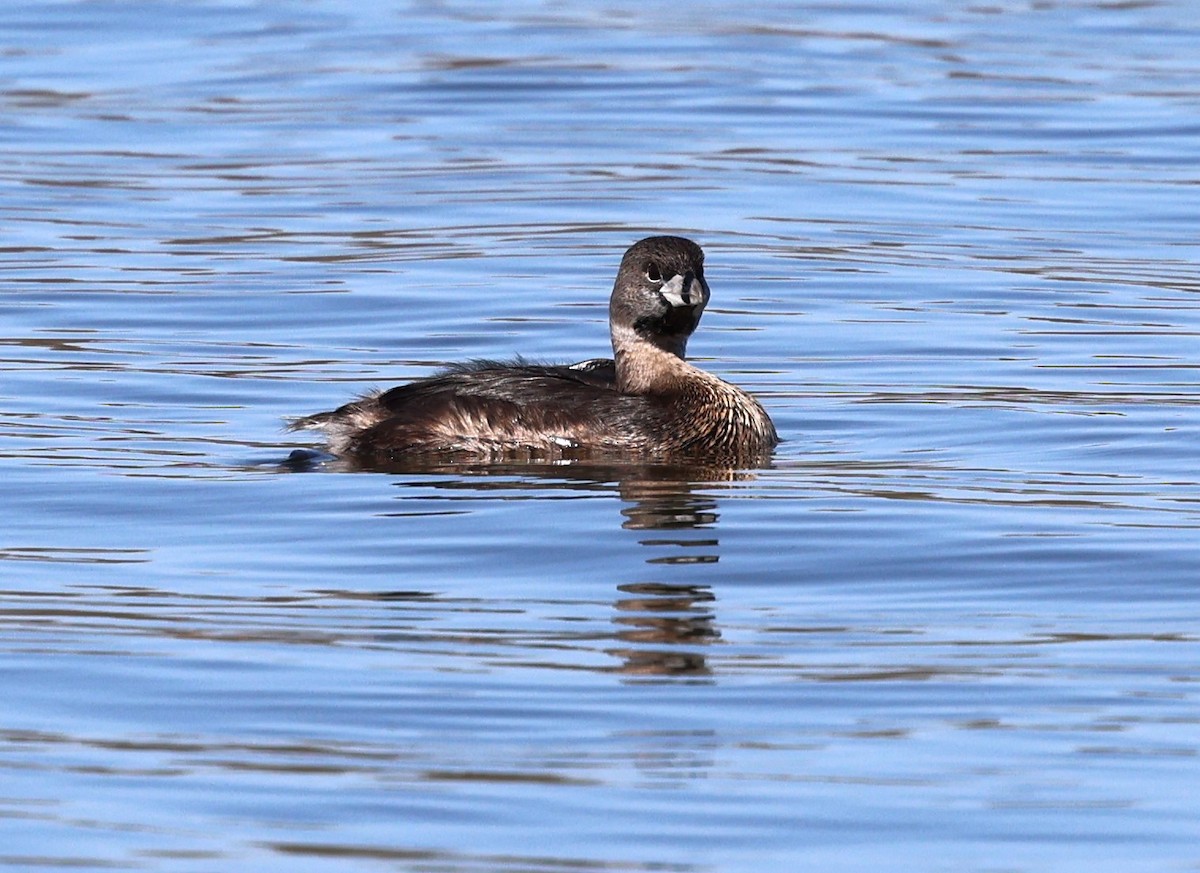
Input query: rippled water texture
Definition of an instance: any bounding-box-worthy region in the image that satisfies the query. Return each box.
[2,2,1199,871]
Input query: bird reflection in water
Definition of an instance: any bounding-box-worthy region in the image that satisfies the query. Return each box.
[609,474,724,678]
[610,582,718,678]
[283,453,750,679]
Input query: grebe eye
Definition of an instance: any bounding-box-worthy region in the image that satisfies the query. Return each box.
[645,264,662,283]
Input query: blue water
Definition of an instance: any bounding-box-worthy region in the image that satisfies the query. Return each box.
[2,2,1198,871]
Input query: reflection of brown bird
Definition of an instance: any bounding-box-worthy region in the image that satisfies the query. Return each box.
[609,583,719,677]
[291,236,776,465]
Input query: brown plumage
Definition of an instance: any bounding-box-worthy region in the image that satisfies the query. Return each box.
[289,236,778,465]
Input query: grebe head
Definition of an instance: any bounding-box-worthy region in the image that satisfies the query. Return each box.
[609,235,709,360]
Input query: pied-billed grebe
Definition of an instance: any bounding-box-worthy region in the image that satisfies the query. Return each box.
[290,235,778,464]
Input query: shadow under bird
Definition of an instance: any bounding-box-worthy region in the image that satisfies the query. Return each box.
[289,235,778,465]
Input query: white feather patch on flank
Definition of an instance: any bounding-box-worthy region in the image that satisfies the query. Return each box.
[568,358,608,371]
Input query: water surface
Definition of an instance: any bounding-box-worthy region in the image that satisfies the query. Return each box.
[2,2,1199,871]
